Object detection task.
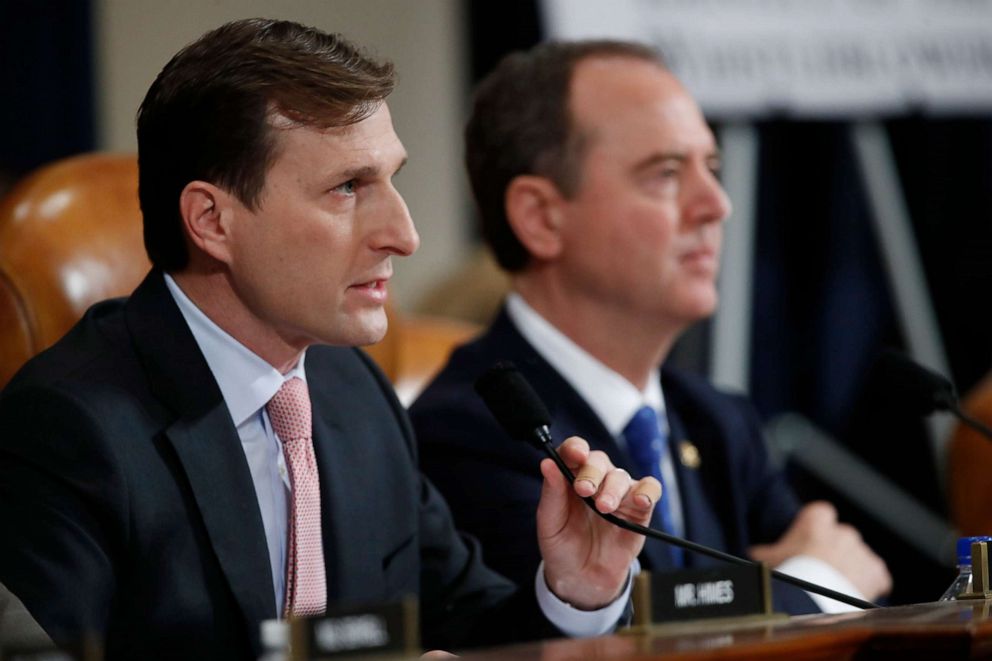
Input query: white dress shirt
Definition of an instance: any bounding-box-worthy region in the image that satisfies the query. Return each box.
[165,274,299,611]
[506,293,865,613]
[506,294,685,536]
[164,275,630,634]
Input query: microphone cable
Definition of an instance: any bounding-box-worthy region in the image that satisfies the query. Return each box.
[475,361,879,611]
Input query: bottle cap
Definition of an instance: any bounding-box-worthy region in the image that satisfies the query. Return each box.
[260,619,288,651]
[957,536,992,565]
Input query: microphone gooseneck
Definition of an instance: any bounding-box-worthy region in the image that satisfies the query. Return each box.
[876,349,956,415]
[475,361,879,611]
[877,349,992,440]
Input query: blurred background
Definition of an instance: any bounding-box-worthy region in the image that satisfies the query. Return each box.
[3,0,991,606]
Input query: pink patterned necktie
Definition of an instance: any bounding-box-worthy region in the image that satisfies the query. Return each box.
[266,377,327,618]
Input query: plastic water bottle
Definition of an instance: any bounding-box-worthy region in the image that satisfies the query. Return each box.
[940,535,992,601]
[258,619,288,661]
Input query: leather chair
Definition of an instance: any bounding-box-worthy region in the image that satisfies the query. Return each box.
[0,152,477,399]
[947,374,992,535]
[0,153,148,388]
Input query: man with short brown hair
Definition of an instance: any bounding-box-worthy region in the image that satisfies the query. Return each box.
[413,40,891,614]
[0,21,657,659]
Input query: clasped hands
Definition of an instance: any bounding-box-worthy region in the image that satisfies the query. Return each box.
[749,501,892,601]
[536,436,661,610]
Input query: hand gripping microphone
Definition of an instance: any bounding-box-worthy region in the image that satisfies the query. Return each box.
[876,349,992,440]
[474,361,878,611]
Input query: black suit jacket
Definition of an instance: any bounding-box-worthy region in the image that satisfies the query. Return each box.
[410,308,817,614]
[0,274,550,659]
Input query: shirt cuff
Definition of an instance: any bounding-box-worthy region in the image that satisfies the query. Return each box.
[776,555,867,613]
[534,559,638,637]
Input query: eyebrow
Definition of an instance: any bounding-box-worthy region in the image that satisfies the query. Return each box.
[336,156,408,182]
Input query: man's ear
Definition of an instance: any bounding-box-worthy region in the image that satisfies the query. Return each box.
[179,181,236,264]
[505,175,566,262]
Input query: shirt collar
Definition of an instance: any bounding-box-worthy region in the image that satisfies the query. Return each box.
[163,273,307,426]
[505,293,664,438]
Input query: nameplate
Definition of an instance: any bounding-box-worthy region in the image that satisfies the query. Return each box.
[289,597,419,660]
[635,564,772,625]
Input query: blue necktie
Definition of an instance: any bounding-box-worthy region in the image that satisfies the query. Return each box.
[623,405,684,567]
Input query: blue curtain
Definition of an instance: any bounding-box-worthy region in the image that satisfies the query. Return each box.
[0,0,94,182]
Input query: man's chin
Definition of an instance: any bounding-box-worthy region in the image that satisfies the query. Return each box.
[679,291,719,324]
[313,309,389,348]
[351,314,390,348]
[356,328,388,347]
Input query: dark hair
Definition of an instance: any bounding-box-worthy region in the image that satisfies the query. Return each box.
[464,40,664,272]
[137,18,396,271]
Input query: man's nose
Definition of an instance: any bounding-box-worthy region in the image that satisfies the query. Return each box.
[687,166,732,225]
[373,187,420,256]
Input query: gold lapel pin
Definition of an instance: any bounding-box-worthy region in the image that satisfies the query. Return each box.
[678,440,701,469]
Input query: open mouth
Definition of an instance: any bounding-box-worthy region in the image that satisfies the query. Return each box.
[348,278,389,303]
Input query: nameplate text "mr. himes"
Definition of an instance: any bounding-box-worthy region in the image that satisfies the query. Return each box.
[651,565,770,622]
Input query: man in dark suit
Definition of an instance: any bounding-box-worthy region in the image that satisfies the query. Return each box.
[0,21,660,659]
[411,40,891,614]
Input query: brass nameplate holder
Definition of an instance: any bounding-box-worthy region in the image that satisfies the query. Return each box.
[289,597,419,660]
[629,563,781,630]
[958,541,992,600]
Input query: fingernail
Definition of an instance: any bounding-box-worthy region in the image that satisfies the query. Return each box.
[576,479,596,495]
[599,495,617,510]
[636,494,653,508]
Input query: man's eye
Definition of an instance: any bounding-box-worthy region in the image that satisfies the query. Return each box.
[650,166,680,183]
[333,180,357,196]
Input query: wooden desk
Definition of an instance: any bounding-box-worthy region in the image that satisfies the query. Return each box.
[460,601,992,660]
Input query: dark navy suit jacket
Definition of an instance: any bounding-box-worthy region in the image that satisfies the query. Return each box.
[411,308,817,614]
[0,274,553,660]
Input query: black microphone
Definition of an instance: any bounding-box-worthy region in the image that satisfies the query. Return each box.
[475,361,879,611]
[876,349,992,440]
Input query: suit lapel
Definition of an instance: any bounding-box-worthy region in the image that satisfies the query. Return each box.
[305,351,379,604]
[663,374,731,566]
[487,310,675,570]
[166,412,277,624]
[125,272,276,631]
[487,311,622,454]
[308,381,368,603]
